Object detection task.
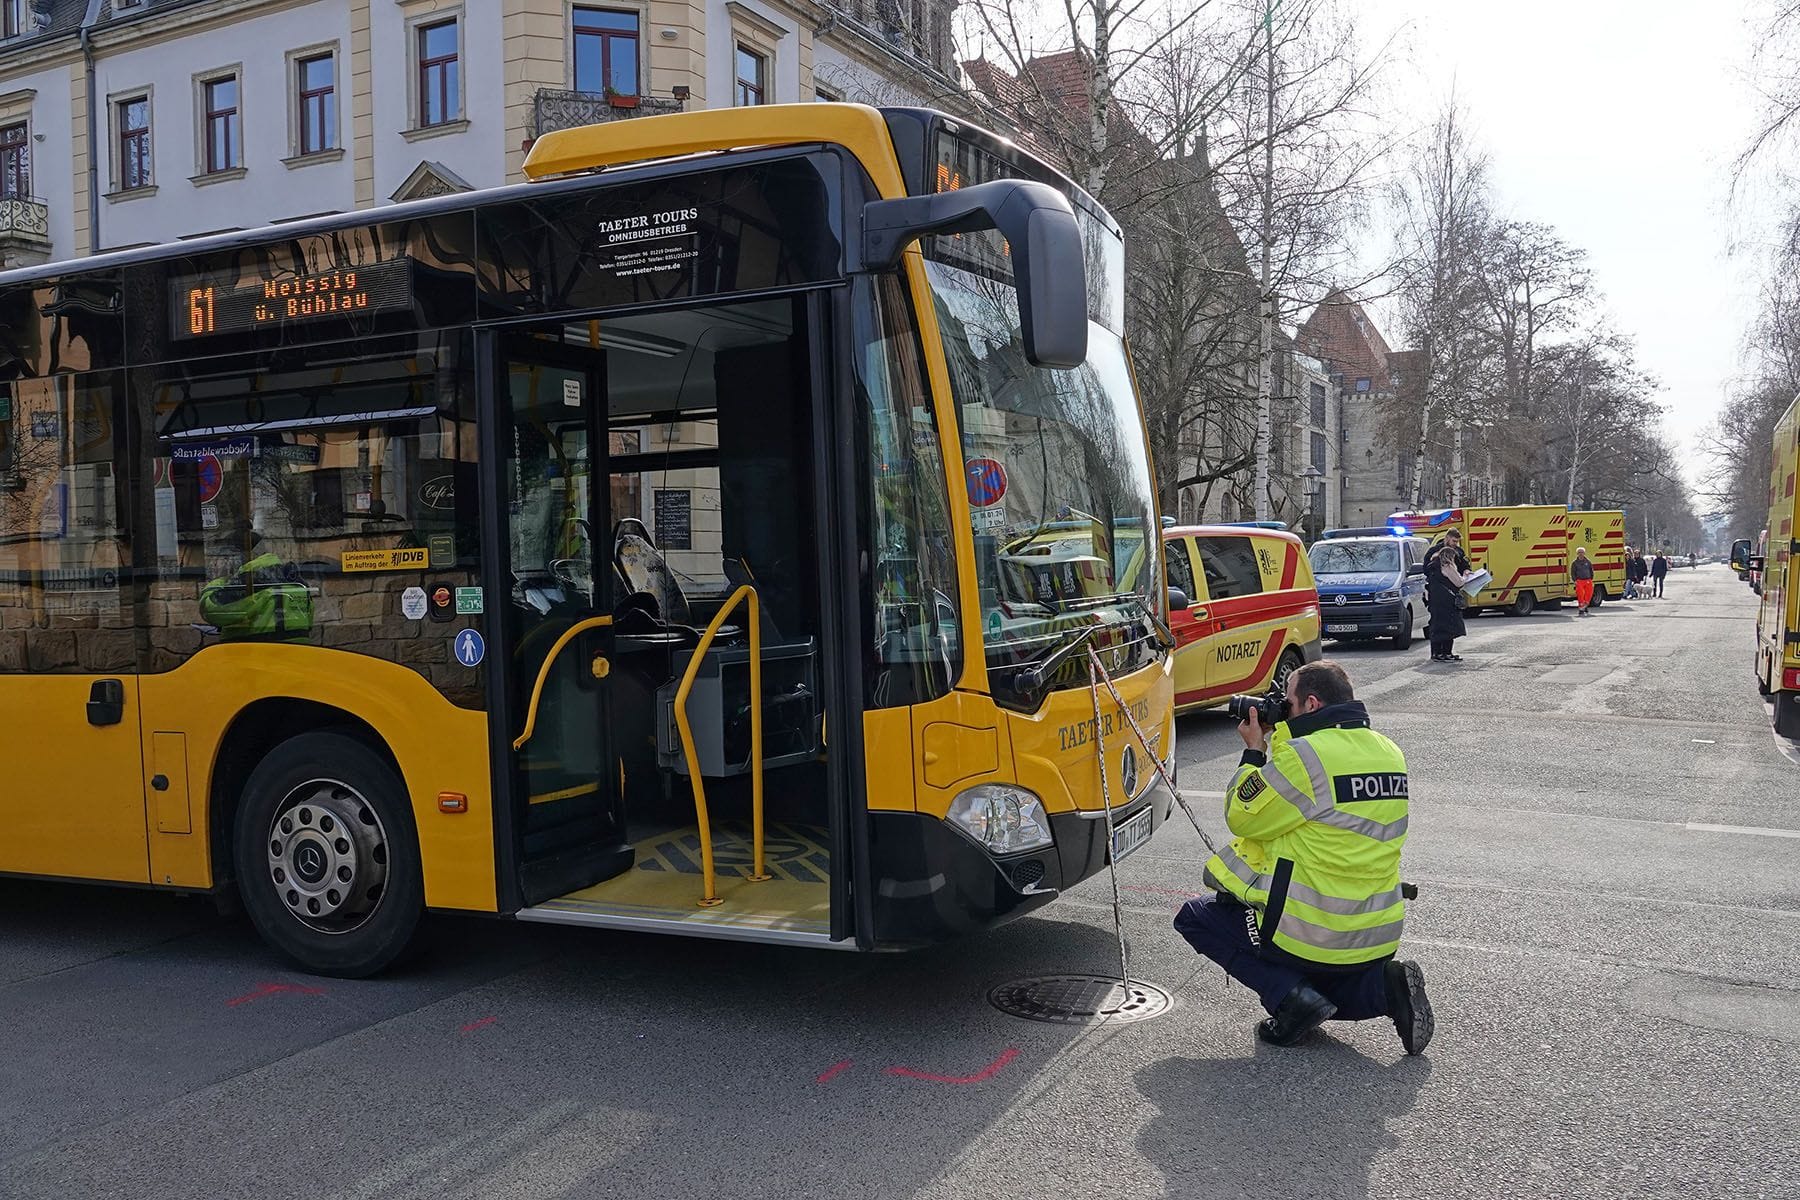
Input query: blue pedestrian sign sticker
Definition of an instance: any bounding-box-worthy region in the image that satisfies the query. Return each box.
[453,628,485,668]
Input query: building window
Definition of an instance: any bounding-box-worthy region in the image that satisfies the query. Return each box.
[0,122,27,199]
[1310,380,1326,427]
[734,44,765,105]
[118,96,151,190]
[573,8,638,96]
[1311,431,1327,472]
[1,0,23,39]
[814,87,839,103]
[296,53,336,155]
[202,76,241,173]
[418,19,460,127]
[1355,377,1371,393]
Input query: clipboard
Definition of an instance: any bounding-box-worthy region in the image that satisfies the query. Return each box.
[1459,568,1492,598]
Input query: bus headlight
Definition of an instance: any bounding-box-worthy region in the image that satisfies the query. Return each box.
[1375,589,1402,602]
[945,786,1053,855]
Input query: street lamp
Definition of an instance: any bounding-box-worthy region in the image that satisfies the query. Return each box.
[1300,464,1325,542]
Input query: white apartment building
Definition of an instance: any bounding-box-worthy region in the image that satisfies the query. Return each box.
[0,0,963,268]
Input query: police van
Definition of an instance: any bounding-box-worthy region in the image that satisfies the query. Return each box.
[1307,527,1430,649]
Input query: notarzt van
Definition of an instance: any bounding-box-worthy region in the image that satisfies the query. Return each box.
[1564,510,1627,605]
[1163,525,1322,713]
[1754,396,1800,737]
[1390,506,1572,616]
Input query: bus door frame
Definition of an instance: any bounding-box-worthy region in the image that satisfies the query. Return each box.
[474,325,618,915]
[815,286,873,949]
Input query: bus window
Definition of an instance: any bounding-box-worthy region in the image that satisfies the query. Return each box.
[854,272,960,706]
[0,371,132,673]
[144,331,483,706]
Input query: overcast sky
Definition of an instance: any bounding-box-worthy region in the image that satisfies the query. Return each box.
[1356,1,1775,493]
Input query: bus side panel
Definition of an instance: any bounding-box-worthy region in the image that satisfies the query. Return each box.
[136,644,497,911]
[1773,404,1800,684]
[0,676,148,883]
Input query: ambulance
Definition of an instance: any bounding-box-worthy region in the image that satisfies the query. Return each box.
[1753,396,1799,737]
[1563,510,1627,606]
[1390,505,1572,616]
[1162,524,1323,713]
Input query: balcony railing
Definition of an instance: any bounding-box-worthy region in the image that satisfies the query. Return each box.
[533,90,686,138]
[0,195,51,267]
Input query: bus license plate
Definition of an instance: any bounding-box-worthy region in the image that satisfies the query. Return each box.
[1325,623,1357,633]
[1111,810,1153,862]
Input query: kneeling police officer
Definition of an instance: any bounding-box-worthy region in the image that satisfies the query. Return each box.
[1174,661,1434,1053]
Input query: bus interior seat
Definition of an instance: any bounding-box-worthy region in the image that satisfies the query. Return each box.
[613,517,692,625]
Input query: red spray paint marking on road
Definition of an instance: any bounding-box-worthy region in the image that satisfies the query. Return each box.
[460,1016,497,1035]
[884,1047,1019,1085]
[226,981,325,1007]
[815,1059,853,1085]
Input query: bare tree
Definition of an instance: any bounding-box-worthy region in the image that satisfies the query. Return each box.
[1387,99,1492,507]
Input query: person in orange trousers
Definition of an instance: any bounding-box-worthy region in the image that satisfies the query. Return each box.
[1571,546,1595,617]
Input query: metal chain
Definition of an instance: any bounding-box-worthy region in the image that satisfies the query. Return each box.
[1085,647,1222,859]
[1085,654,1132,997]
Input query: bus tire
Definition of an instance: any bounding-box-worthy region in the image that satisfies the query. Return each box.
[1511,591,1537,617]
[1776,693,1800,739]
[234,731,424,978]
[1591,585,1606,608]
[1391,609,1413,650]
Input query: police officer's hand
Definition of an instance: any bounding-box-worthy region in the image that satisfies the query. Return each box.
[1238,707,1268,751]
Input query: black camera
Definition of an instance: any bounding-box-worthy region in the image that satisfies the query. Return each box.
[1226,687,1285,726]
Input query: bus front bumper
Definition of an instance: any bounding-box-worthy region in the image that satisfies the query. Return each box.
[867,775,1177,949]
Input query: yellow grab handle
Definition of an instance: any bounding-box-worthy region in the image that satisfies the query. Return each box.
[513,615,614,751]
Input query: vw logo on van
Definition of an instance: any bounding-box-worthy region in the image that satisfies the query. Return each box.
[1120,744,1138,797]
[1334,593,1347,606]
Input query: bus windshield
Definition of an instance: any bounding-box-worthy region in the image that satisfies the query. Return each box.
[1311,540,1400,575]
[924,258,1160,689]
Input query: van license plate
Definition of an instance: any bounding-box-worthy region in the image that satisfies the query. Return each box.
[1325,623,1357,633]
[1110,810,1153,862]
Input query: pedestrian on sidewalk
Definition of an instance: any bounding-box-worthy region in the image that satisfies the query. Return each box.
[1174,660,1432,1054]
[1652,551,1669,598]
[1571,546,1595,616]
[1629,550,1649,599]
[1623,546,1639,599]
[1423,529,1474,663]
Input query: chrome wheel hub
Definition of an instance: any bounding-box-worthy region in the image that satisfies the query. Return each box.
[266,780,389,934]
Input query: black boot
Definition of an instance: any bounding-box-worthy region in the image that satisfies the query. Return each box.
[1385,959,1434,1055]
[1256,983,1337,1047]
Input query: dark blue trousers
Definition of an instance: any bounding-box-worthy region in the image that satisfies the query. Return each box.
[1174,895,1391,1019]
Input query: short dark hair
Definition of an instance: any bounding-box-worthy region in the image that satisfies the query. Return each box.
[1289,660,1354,707]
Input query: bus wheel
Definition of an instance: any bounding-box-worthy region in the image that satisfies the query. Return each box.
[1776,693,1800,739]
[1591,586,1606,608]
[1390,609,1413,650]
[1511,592,1537,617]
[234,731,424,978]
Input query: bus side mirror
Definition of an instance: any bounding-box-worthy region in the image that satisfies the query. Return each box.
[1168,587,1190,612]
[861,179,1088,369]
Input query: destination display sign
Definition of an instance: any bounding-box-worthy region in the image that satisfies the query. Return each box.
[169,258,414,340]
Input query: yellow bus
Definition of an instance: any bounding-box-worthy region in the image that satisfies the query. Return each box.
[0,105,1175,975]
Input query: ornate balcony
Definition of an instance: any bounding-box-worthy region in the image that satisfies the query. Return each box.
[532,90,687,138]
[0,196,50,268]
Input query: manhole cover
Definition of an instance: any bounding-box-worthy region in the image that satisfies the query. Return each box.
[988,974,1174,1025]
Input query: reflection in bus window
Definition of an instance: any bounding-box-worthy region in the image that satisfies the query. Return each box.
[925,259,1159,686]
[854,273,959,707]
[143,331,482,706]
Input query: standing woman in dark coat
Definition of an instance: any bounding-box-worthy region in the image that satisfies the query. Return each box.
[1423,529,1475,662]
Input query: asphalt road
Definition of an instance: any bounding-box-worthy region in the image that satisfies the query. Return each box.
[4,564,1797,1198]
